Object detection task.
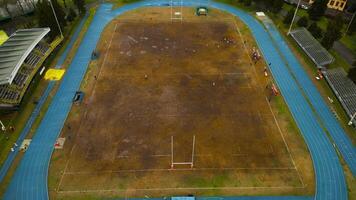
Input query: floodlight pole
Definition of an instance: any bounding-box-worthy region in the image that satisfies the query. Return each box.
[0,120,6,131]
[48,0,63,38]
[346,12,355,34]
[287,0,302,35]
[348,112,356,126]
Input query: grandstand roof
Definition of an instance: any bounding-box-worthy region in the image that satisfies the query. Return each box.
[290,27,334,67]
[0,28,50,85]
[323,68,356,123]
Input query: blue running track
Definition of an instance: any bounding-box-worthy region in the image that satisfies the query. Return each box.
[2,1,351,200]
[260,18,356,176]
[0,13,89,184]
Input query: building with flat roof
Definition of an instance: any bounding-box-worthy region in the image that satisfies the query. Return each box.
[309,0,348,11]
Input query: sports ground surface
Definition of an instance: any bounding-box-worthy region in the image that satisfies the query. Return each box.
[49,8,313,199]
[2,1,353,200]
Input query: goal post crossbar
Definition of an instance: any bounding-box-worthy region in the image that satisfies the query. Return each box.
[172,162,193,165]
[171,135,196,168]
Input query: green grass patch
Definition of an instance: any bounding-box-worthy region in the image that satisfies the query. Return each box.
[340,33,356,54]
[329,49,352,72]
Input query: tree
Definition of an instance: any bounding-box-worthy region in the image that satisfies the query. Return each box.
[0,0,13,19]
[36,0,65,40]
[270,0,284,13]
[297,16,309,27]
[308,22,323,38]
[73,0,85,14]
[244,0,252,6]
[51,0,66,27]
[348,67,356,83]
[321,15,344,49]
[67,7,77,22]
[283,8,294,25]
[308,0,328,20]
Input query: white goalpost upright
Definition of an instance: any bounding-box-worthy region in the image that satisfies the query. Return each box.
[171,0,183,22]
[171,135,196,169]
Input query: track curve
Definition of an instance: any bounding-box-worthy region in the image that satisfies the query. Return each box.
[3,1,349,200]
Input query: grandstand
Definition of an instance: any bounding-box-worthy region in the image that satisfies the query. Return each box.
[0,28,62,109]
[323,68,356,125]
[290,27,334,67]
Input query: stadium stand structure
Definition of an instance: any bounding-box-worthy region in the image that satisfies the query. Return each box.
[0,28,62,109]
[323,68,356,125]
[290,27,334,67]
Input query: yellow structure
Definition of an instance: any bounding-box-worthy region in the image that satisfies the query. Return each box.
[0,30,8,45]
[309,0,348,11]
[44,69,65,81]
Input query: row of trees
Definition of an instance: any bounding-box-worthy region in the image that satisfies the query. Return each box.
[0,0,34,18]
[237,0,354,50]
[238,0,284,12]
[283,0,351,50]
[35,0,85,39]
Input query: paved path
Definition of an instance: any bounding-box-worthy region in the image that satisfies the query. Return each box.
[3,1,351,200]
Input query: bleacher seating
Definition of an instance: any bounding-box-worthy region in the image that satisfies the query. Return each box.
[0,28,61,109]
[290,28,334,67]
[323,68,356,123]
[35,42,50,55]
[0,85,20,102]
[13,73,28,88]
[0,41,50,105]
[24,53,41,67]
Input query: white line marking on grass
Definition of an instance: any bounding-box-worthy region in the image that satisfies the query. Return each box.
[57,145,77,192]
[89,23,118,102]
[57,24,119,193]
[234,19,305,188]
[265,97,305,187]
[111,72,251,76]
[57,185,305,194]
[64,166,298,175]
[233,20,258,78]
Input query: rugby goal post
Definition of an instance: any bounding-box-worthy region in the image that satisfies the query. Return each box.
[171,0,183,22]
[171,135,196,168]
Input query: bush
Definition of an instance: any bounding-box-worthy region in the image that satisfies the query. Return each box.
[348,67,356,83]
[308,22,323,39]
[283,9,294,25]
[67,8,77,22]
[297,16,309,27]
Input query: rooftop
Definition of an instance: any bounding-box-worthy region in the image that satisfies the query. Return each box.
[0,28,50,85]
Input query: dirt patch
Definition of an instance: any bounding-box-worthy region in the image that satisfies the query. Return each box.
[49,8,313,199]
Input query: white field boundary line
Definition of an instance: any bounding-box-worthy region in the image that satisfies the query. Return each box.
[88,23,118,103]
[233,20,259,79]
[107,73,251,76]
[113,17,242,25]
[265,97,305,188]
[233,19,305,188]
[56,24,118,192]
[82,113,275,117]
[57,185,306,194]
[114,152,287,158]
[64,167,299,175]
